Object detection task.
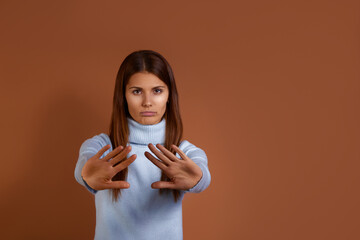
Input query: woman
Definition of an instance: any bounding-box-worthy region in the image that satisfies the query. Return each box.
[74,50,211,240]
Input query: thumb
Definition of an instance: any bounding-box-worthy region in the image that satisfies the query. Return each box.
[151,181,176,189]
[107,181,130,189]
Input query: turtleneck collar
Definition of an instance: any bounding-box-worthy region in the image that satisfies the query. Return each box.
[127,117,166,145]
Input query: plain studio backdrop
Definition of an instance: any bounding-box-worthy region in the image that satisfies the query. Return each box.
[0,1,359,239]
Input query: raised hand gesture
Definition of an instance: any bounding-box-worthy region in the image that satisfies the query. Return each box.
[81,145,136,191]
[144,143,203,190]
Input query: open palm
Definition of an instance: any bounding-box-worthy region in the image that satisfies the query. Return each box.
[144,143,202,190]
[81,144,136,190]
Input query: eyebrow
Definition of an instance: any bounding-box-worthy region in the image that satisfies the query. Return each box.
[128,86,166,89]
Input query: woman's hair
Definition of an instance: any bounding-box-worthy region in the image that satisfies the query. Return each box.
[108,50,183,202]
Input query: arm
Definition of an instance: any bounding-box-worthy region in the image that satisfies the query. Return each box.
[178,140,211,193]
[74,134,110,194]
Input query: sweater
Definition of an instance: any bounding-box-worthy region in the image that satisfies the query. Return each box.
[74,117,211,240]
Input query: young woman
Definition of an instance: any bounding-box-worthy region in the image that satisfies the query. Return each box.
[74,50,211,240]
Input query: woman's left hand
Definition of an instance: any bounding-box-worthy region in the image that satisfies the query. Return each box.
[144,143,203,190]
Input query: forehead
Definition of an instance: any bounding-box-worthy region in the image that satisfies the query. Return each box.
[127,72,167,88]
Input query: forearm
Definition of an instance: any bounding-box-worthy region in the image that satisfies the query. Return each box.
[186,160,211,193]
[74,152,98,194]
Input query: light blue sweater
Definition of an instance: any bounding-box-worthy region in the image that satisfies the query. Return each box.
[74,117,211,240]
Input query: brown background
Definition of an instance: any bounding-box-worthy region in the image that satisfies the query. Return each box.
[0,0,359,239]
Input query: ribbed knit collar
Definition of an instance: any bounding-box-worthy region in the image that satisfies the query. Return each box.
[127,117,166,145]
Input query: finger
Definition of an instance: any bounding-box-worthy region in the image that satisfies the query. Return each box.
[96,144,111,158]
[105,180,130,189]
[155,144,179,162]
[148,143,172,166]
[109,146,132,165]
[113,154,137,172]
[144,151,167,170]
[171,144,188,160]
[151,181,177,189]
[102,145,124,162]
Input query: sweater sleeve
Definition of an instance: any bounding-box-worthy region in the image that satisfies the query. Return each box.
[178,140,211,193]
[74,133,112,195]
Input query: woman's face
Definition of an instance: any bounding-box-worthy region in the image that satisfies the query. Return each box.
[125,72,169,125]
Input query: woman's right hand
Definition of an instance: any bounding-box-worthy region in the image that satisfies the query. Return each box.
[81,144,136,191]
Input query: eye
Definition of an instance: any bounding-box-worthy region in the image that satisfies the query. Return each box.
[154,88,163,94]
[132,89,141,95]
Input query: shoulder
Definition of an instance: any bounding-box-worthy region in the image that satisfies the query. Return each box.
[178,140,207,160]
[79,133,112,157]
[179,139,200,151]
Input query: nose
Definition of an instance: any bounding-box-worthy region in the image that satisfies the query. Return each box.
[142,93,152,107]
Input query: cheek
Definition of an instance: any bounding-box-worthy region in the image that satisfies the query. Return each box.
[125,95,138,111]
[155,94,168,107]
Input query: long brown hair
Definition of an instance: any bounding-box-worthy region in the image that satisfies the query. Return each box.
[108,50,183,202]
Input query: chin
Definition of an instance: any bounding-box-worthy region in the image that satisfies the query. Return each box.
[139,117,160,125]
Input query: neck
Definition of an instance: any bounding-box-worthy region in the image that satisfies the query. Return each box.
[127,117,166,145]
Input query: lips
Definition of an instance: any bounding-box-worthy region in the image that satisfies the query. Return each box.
[141,111,156,117]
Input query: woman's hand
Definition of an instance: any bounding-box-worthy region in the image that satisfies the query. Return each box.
[144,143,203,190]
[81,145,136,190]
